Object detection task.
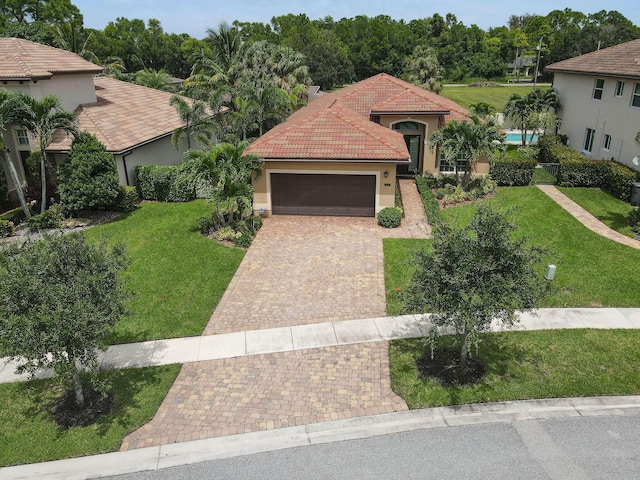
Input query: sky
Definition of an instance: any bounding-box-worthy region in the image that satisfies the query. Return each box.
[74,0,640,38]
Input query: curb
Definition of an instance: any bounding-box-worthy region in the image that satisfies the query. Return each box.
[3,395,640,480]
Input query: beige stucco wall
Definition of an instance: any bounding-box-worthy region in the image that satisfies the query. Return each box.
[114,135,186,186]
[3,74,97,112]
[252,161,397,216]
[553,71,640,169]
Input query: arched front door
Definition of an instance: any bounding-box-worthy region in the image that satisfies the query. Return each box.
[392,121,422,175]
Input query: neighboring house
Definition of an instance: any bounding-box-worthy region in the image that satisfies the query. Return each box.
[0,37,193,202]
[545,39,640,170]
[506,55,536,79]
[247,73,474,217]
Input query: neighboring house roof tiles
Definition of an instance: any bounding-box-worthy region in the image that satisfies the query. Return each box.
[247,73,469,161]
[545,39,640,79]
[0,37,103,80]
[49,77,188,153]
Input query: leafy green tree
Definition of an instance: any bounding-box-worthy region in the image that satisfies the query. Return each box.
[56,132,120,212]
[169,95,214,149]
[18,93,78,213]
[404,204,550,369]
[0,89,31,217]
[0,233,130,407]
[404,45,444,93]
[1,0,81,25]
[428,115,504,189]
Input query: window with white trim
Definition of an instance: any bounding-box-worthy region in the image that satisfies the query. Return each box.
[615,81,624,97]
[602,134,612,151]
[592,78,604,99]
[439,151,468,174]
[15,128,29,146]
[632,83,640,107]
[584,128,595,152]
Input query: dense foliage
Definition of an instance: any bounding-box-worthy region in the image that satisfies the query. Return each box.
[489,158,538,185]
[2,3,638,87]
[57,132,120,212]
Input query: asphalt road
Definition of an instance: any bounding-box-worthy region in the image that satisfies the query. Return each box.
[104,415,640,480]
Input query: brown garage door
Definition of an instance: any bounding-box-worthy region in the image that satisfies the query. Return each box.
[271,173,376,217]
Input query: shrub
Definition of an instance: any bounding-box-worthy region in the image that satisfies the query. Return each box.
[536,134,562,163]
[489,158,537,186]
[234,232,252,248]
[214,226,241,242]
[57,133,120,212]
[197,216,212,234]
[415,176,442,226]
[26,204,65,231]
[250,215,263,234]
[136,159,210,202]
[377,207,402,228]
[115,186,138,212]
[0,219,15,238]
[0,163,8,209]
[607,162,640,202]
[629,208,640,232]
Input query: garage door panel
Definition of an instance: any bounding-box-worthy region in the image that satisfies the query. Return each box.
[271,173,375,217]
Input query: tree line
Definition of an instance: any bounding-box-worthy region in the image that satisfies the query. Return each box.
[1,1,639,90]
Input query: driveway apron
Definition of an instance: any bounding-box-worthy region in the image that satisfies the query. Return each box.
[121,180,428,449]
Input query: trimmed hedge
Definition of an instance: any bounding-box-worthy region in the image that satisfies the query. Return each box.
[489,158,537,186]
[136,159,210,202]
[415,176,442,226]
[607,162,640,202]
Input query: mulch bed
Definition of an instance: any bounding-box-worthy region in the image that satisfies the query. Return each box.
[51,385,114,428]
[416,348,487,386]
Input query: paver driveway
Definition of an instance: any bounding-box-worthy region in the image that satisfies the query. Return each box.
[204,180,429,334]
[121,180,427,450]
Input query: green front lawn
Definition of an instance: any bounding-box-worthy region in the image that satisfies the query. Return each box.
[558,187,636,238]
[391,330,640,409]
[439,85,538,111]
[83,201,245,344]
[0,365,180,467]
[384,186,640,312]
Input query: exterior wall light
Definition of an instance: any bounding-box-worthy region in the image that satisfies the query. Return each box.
[384,171,389,178]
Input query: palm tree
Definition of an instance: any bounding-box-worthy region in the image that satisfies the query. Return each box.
[135,69,174,92]
[405,45,444,93]
[169,95,214,150]
[185,142,261,227]
[50,20,99,64]
[469,101,496,120]
[0,90,31,217]
[20,94,78,213]
[428,115,504,190]
[503,88,560,146]
[238,86,288,136]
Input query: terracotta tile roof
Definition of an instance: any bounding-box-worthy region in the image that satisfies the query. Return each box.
[246,73,469,162]
[0,37,103,80]
[49,77,191,153]
[246,100,409,161]
[545,39,640,79]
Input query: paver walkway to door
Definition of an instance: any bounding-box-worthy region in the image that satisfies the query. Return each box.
[122,180,428,449]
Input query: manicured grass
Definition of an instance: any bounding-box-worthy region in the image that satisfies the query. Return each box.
[83,201,245,344]
[384,186,640,310]
[558,187,636,238]
[440,85,538,111]
[383,238,426,315]
[391,329,640,409]
[0,364,180,467]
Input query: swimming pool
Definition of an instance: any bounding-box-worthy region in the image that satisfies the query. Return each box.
[505,132,538,144]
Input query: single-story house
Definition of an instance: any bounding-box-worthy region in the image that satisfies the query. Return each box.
[0,37,198,203]
[246,73,476,217]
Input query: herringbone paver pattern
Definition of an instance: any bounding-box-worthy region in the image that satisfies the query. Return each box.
[121,342,407,449]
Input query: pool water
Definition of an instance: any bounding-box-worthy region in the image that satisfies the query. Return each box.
[505,132,538,143]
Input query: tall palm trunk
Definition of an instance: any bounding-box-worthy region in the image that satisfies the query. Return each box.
[1,150,31,218]
[40,151,47,213]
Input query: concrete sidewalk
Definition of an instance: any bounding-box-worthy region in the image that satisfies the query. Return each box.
[3,394,640,480]
[2,307,639,384]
